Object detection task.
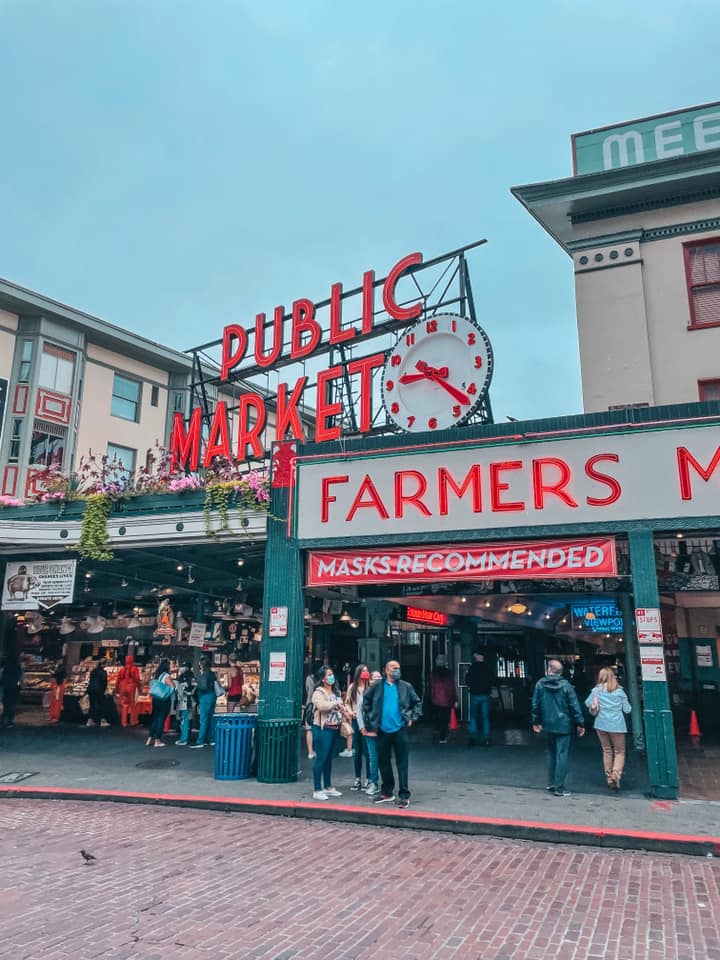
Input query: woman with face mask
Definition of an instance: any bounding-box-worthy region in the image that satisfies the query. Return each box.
[310,666,349,800]
[345,664,372,791]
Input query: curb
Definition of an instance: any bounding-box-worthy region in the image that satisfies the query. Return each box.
[2,785,719,857]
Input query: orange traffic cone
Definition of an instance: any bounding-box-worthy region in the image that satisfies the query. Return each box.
[689,710,702,738]
[449,708,458,732]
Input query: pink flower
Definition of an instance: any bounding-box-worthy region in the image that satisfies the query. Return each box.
[0,495,24,507]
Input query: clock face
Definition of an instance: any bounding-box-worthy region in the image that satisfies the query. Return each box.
[381,313,493,433]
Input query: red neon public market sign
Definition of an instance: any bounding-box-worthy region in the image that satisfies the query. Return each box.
[169,252,423,470]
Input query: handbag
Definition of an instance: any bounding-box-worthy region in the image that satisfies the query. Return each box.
[150,677,173,700]
[589,687,600,717]
[213,679,225,697]
[339,719,353,739]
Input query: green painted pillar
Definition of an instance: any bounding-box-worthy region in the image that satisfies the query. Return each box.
[628,530,679,799]
[618,592,645,752]
[256,443,304,782]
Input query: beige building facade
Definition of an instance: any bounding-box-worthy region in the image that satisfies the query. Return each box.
[513,102,720,413]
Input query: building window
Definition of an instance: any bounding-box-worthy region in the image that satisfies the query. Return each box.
[18,340,33,383]
[38,343,75,394]
[685,239,720,328]
[173,392,186,412]
[699,379,720,402]
[9,419,23,462]
[29,421,66,468]
[111,374,141,421]
[151,384,159,407]
[106,443,136,483]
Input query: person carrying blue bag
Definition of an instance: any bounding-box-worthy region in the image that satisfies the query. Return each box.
[146,658,174,748]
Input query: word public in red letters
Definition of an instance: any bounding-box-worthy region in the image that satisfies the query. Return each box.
[306,538,617,587]
[169,252,423,470]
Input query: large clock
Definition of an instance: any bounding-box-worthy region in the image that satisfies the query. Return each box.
[381,313,493,433]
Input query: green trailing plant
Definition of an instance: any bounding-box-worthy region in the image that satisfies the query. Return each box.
[204,482,234,538]
[77,493,114,560]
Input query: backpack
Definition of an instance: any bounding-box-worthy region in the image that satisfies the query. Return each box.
[305,698,315,726]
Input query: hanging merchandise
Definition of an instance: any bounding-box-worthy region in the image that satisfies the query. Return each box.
[82,615,107,635]
[59,617,76,636]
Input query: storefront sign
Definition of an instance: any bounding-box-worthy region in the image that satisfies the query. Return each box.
[406,606,450,627]
[571,601,623,634]
[295,422,720,541]
[169,251,470,466]
[636,607,663,645]
[306,538,616,587]
[269,606,289,637]
[572,102,720,175]
[268,651,287,682]
[640,646,667,682]
[188,622,207,647]
[2,558,76,611]
[696,643,713,668]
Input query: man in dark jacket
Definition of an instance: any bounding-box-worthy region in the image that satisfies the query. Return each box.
[86,660,109,727]
[531,659,585,797]
[0,657,22,728]
[362,660,422,809]
[465,650,495,746]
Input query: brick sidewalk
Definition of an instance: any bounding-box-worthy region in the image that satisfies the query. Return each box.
[3,799,720,960]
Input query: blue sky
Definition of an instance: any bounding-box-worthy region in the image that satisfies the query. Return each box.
[1,0,719,420]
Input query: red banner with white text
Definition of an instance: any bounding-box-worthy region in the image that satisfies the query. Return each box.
[306,537,617,587]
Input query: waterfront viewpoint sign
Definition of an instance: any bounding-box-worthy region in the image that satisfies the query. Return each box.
[572,101,720,175]
[294,422,720,541]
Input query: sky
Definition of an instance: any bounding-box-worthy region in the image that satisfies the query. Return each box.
[1,0,719,422]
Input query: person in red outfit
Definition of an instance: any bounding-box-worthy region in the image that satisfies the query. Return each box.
[429,655,457,744]
[116,654,141,726]
[226,654,244,713]
[48,666,66,723]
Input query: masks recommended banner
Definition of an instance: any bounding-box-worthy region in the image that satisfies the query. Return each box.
[2,559,77,611]
[306,537,616,587]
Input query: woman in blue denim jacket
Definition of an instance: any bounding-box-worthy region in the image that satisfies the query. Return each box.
[585,667,632,791]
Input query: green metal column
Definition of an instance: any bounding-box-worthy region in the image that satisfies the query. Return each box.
[628,530,679,799]
[256,447,304,782]
[618,592,645,752]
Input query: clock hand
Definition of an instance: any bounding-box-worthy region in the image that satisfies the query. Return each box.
[399,372,428,384]
[424,370,471,405]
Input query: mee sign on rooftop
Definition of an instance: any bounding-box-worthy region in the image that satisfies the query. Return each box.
[572,101,720,175]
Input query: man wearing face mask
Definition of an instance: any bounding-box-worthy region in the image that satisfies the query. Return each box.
[362,660,422,809]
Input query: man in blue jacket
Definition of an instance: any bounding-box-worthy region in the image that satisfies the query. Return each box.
[362,659,422,809]
[531,659,585,797]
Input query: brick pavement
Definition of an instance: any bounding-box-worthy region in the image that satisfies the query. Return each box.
[2,800,720,960]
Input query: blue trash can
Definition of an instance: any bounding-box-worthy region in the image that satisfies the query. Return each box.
[214,713,257,780]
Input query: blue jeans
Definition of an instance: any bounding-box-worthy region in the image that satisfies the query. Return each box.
[469,694,490,741]
[197,693,216,745]
[546,733,571,791]
[364,733,379,787]
[352,718,369,779]
[312,725,339,790]
[178,708,191,742]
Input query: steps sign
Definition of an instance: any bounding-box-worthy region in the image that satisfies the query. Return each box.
[636,607,663,645]
[269,606,288,637]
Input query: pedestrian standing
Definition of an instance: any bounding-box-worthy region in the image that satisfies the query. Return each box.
[585,667,632,791]
[146,658,174,747]
[47,665,66,724]
[310,666,346,800]
[86,660,110,728]
[191,655,218,748]
[465,650,495,746]
[531,659,585,797]
[362,660,422,809]
[304,667,319,759]
[346,664,372,790]
[115,654,141,727]
[0,656,22,728]
[226,655,244,713]
[428,655,456,743]
[175,662,196,746]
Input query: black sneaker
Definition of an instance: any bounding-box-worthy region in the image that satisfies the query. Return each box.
[374,793,395,804]
[554,789,571,798]
[546,786,555,792]
[397,798,410,809]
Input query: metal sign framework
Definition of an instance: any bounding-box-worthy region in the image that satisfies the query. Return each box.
[186,240,493,446]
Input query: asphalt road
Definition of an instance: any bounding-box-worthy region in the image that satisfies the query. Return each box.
[2,799,719,960]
